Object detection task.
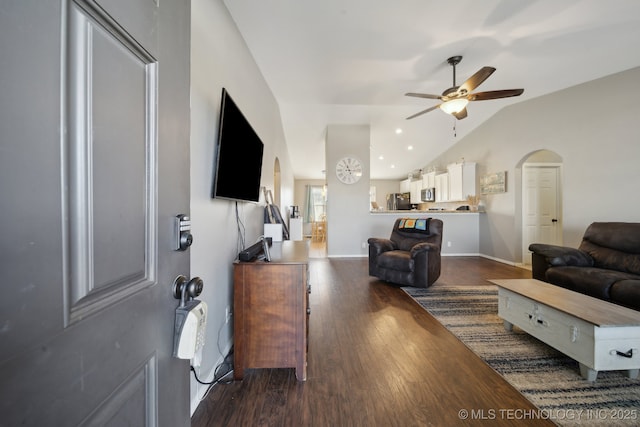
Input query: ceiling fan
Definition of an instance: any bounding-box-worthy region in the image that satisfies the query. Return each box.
[405,55,524,120]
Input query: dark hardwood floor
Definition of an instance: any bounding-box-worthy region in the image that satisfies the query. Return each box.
[191,256,552,426]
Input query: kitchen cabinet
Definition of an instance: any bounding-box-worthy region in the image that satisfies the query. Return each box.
[435,173,449,202]
[447,162,476,202]
[400,178,411,193]
[410,180,422,204]
[422,171,437,189]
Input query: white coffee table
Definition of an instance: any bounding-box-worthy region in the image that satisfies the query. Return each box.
[490,278,640,381]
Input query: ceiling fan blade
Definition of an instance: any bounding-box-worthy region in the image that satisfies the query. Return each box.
[457,67,496,95]
[452,108,468,120]
[406,104,440,120]
[468,89,524,101]
[405,92,443,100]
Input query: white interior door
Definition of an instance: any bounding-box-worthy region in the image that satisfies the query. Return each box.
[522,165,562,265]
[0,1,191,425]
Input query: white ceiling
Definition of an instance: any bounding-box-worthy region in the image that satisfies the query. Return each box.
[223,0,640,180]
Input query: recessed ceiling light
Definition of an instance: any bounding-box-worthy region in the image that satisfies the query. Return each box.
[407,145,413,150]
[390,164,395,169]
[395,128,403,134]
[378,155,384,160]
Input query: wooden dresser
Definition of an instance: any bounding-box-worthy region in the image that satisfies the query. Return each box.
[233,240,310,381]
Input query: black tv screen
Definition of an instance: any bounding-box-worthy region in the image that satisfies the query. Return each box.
[212,88,264,202]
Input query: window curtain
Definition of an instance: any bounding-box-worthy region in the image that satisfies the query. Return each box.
[303,185,314,224]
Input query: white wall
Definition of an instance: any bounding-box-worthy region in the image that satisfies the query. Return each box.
[189,0,294,413]
[424,66,640,262]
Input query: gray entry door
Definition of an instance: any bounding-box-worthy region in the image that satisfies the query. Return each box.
[0,1,191,426]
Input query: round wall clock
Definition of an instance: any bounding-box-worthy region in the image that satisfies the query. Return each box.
[335,156,363,184]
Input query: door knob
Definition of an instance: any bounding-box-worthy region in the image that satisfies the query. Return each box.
[551,219,558,223]
[173,275,204,307]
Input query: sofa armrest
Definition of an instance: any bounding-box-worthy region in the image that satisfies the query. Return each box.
[528,243,593,281]
[368,238,397,277]
[368,237,396,254]
[529,243,593,267]
[410,242,440,257]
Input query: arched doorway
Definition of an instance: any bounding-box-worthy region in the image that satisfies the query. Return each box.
[518,150,563,266]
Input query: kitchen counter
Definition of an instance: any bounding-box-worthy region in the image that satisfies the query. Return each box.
[368,210,480,255]
[370,209,481,214]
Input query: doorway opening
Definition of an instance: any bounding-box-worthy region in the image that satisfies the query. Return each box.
[304,184,327,257]
[519,150,563,266]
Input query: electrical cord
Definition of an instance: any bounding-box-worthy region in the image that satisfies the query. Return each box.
[189,336,234,386]
[190,364,231,385]
[235,201,246,252]
[191,347,234,401]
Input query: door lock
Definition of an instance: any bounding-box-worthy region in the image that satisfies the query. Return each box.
[174,214,193,251]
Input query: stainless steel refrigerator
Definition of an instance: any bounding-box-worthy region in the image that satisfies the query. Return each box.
[386,192,411,210]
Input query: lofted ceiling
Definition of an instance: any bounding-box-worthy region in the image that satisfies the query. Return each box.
[223,0,640,180]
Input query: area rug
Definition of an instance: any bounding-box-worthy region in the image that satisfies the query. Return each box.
[402,285,640,426]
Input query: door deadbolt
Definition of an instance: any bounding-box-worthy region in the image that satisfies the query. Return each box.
[174,214,193,251]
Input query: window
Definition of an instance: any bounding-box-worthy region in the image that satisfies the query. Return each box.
[310,185,326,221]
[304,185,326,222]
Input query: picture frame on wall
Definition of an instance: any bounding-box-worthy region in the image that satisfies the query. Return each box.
[481,171,506,194]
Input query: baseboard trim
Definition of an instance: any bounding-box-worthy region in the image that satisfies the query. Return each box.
[441,253,481,257]
[327,254,367,258]
[478,253,528,269]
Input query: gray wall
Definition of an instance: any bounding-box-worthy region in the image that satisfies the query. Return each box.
[326,125,372,256]
[425,66,640,261]
[189,0,294,412]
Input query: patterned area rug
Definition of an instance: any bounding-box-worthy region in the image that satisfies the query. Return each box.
[402,285,640,426]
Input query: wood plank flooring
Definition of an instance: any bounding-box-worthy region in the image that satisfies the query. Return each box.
[191,256,552,426]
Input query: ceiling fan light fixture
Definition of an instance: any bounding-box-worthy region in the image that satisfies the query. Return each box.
[440,98,469,115]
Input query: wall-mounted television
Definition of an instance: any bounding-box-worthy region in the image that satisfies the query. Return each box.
[212,88,264,203]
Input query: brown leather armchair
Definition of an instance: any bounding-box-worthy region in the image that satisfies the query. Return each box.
[368,218,443,288]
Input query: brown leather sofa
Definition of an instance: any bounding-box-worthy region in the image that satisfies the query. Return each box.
[368,218,443,288]
[529,222,640,311]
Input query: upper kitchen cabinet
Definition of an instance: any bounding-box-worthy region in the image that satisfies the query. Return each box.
[421,171,437,189]
[410,179,422,204]
[435,172,449,202]
[400,178,411,193]
[447,162,476,202]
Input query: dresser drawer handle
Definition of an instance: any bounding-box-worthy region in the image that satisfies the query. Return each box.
[570,325,579,342]
[610,349,634,359]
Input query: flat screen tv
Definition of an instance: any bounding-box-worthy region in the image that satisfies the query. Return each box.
[212,88,264,203]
